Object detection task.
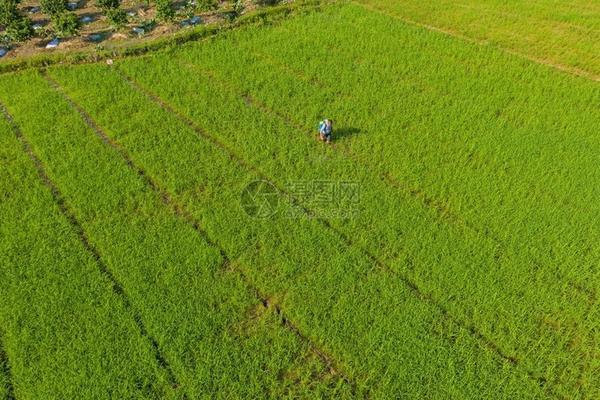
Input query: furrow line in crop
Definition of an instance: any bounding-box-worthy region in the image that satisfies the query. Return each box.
[42,71,357,394]
[234,38,591,222]
[235,268,359,396]
[40,71,173,206]
[0,332,15,400]
[352,1,600,82]
[181,60,597,304]
[113,66,559,396]
[182,61,467,231]
[0,101,181,392]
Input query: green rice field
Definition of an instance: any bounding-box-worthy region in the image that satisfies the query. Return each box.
[0,1,598,398]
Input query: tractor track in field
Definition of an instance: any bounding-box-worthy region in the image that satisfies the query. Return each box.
[182,57,599,306]
[109,67,564,397]
[236,39,594,227]
[0,100,182,394]
[183,61,466,227]
[41,71,359,397]
[352,1,600,82]
[180,59,599,306]
[0,332,15,400]
[236,267,357,393]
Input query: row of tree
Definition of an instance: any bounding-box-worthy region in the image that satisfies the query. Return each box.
[0,0,130,44]
[41,0,80,37]
[1,0,281,46]
[0,0,33,42]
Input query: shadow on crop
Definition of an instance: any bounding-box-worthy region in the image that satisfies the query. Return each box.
[334,127,361,141]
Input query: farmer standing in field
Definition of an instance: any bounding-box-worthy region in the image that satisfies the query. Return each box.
[318,119,333,144]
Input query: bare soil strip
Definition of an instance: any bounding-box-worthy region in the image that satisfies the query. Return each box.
[353,1,600,82]
[113,67,560,397]
[42,71,358,395]
[0,100,181,392]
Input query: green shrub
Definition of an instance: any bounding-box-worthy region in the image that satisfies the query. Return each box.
[139,18,156,31]
[95,0,120,9]
[95,0,125,29]
[233,0,244,15]
[105,7,127,27]
[1,0,33,43]
[0,0,28,26]
[3,16,33,42]
[253,0,280,5]
[1,0,16,25]
[179,1,193,18]
[53,11,80,36]
[196,0,218,11]
[155,0,174,21]
[41,0,68,17]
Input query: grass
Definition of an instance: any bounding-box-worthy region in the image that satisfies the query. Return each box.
[0,105,174,398]
[0,0,598,398]
[109,5,597,395]
[42,62,551,398]
[167,2,599,296]
[353,0,600,78]
[0,71,351,399]
[0,336,10,400]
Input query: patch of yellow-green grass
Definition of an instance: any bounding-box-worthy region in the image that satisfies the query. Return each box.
[353,0,600,79]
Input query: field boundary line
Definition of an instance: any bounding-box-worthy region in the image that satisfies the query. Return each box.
[181,58,598,305]
[0,99,182,394]
[41,71,359,397]
[235,267,356,392]
[0,332,15,400]
[112,67,564,397]
[454,2,600,35]
[352,1,600,82]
